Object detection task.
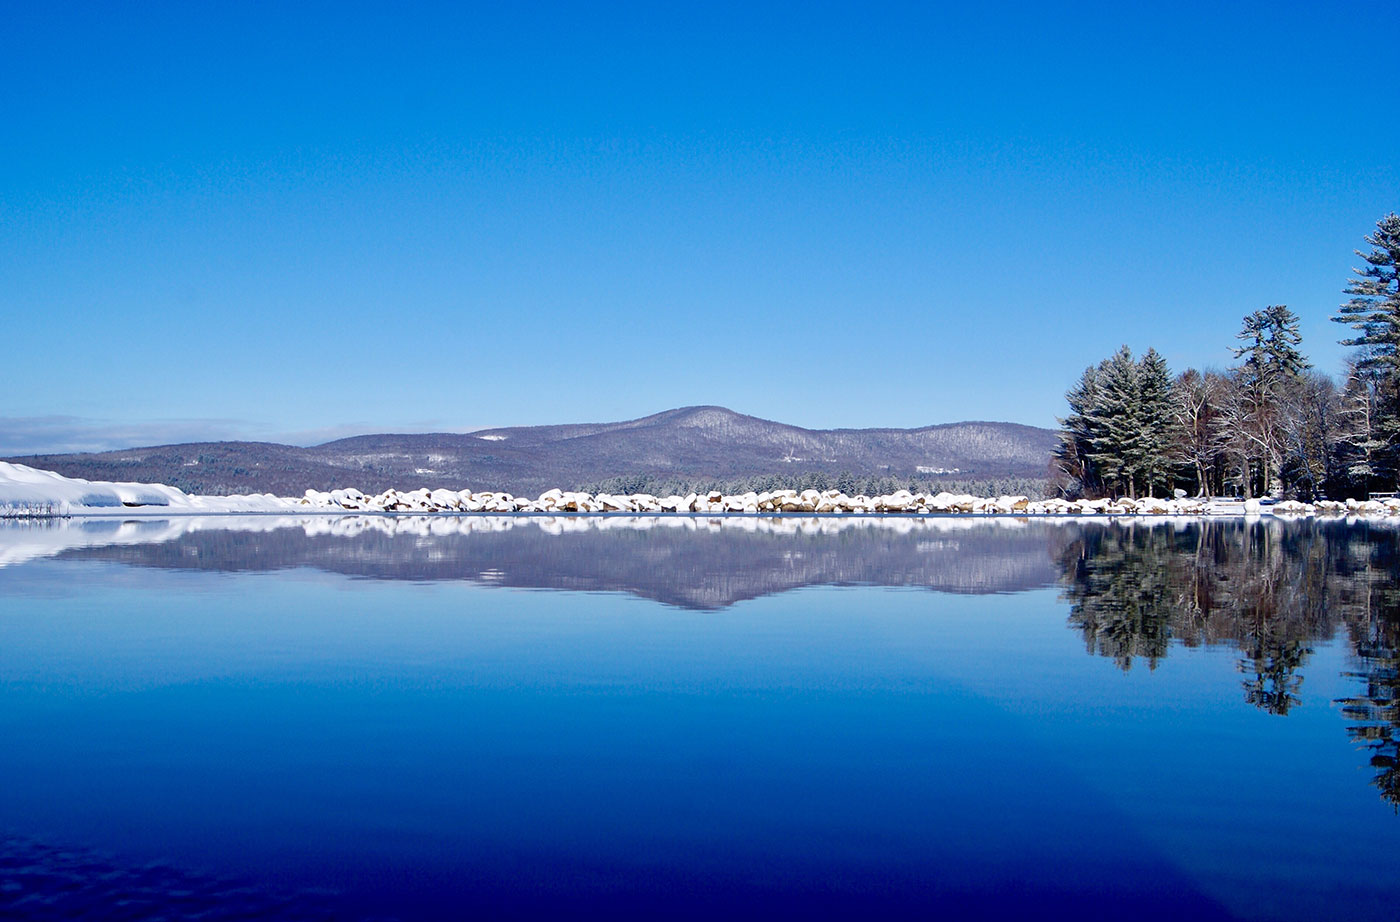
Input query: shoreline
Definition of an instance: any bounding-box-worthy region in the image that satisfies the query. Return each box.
[4,461,1398,520]
[4,508,1398,521]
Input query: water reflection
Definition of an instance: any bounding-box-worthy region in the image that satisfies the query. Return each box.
[1055,519,1400,805]
[0,514,1066,606]
[2,513,1399,808]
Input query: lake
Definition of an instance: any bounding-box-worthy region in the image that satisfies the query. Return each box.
[1,514,1397,920]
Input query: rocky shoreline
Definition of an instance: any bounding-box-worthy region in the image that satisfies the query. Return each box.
[298,486,1400,517]
[6,461,1398,518]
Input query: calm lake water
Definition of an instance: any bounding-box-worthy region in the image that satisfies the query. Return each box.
[1,514,1397,920]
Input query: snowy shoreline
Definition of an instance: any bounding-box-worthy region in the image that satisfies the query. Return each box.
[4,461,1398,520]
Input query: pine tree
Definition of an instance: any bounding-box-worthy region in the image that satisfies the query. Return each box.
[1090,346,1143,498]
[1056,365,1104,496]
[1231,305,1310,495]
[1333,213,1400,486]
[1235,305,1309,385]
[1136,348,1176,497]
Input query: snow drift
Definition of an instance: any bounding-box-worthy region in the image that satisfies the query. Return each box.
[0,461,290,516]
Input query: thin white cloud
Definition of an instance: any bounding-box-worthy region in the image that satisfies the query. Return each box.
[0,416,254,456]
[0,416,492,455]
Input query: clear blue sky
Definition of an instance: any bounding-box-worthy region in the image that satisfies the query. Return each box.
[3,1,1397,453]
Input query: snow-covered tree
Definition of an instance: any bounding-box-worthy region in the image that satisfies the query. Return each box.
[1333,213,1400,487]
[1059,345,1184,499]
[1278,371,1340,501]
[1055,365,1104,497]
[1171,368,1228,496]
[1338,364,1387,488]
[1228,305,1310,495]
[1136,348,1176,497]
[1089,346,1144,498]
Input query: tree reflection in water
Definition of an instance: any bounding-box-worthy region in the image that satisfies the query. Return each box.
[1056,518,1400,807]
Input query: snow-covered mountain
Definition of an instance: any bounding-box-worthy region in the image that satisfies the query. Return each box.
[6,406,1057,496]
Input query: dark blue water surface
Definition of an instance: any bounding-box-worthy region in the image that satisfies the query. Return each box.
[1,515,1397,920]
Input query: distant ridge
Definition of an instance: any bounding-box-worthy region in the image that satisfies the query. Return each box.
[5,406,1058,496]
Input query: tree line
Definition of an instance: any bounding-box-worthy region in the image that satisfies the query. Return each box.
[581,471,1047,500]
[1057,213,1400,500]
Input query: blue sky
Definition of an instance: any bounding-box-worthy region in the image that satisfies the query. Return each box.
[2,1,1397,452]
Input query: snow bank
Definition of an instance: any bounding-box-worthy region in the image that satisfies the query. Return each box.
[0,461,192,511]
[295,486,1400,518]
[0,462,294,516]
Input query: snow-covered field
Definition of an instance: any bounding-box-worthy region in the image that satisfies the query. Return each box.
[3,461,1398,519]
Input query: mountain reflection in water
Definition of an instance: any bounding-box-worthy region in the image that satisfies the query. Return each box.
[0,514,1065,606]
[2,513,1398,808]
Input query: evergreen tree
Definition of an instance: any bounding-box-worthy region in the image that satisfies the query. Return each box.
[1059,346,1180,498]
[1333,213,1400,487]
[1090,346,1144,498]
[1230,305,1310,495]
[1136,348,1177,497]
[1056,365,1104,496]
[1234,305,1309,384]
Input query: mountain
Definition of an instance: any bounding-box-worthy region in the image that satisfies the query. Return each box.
[4,406,1058,496]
